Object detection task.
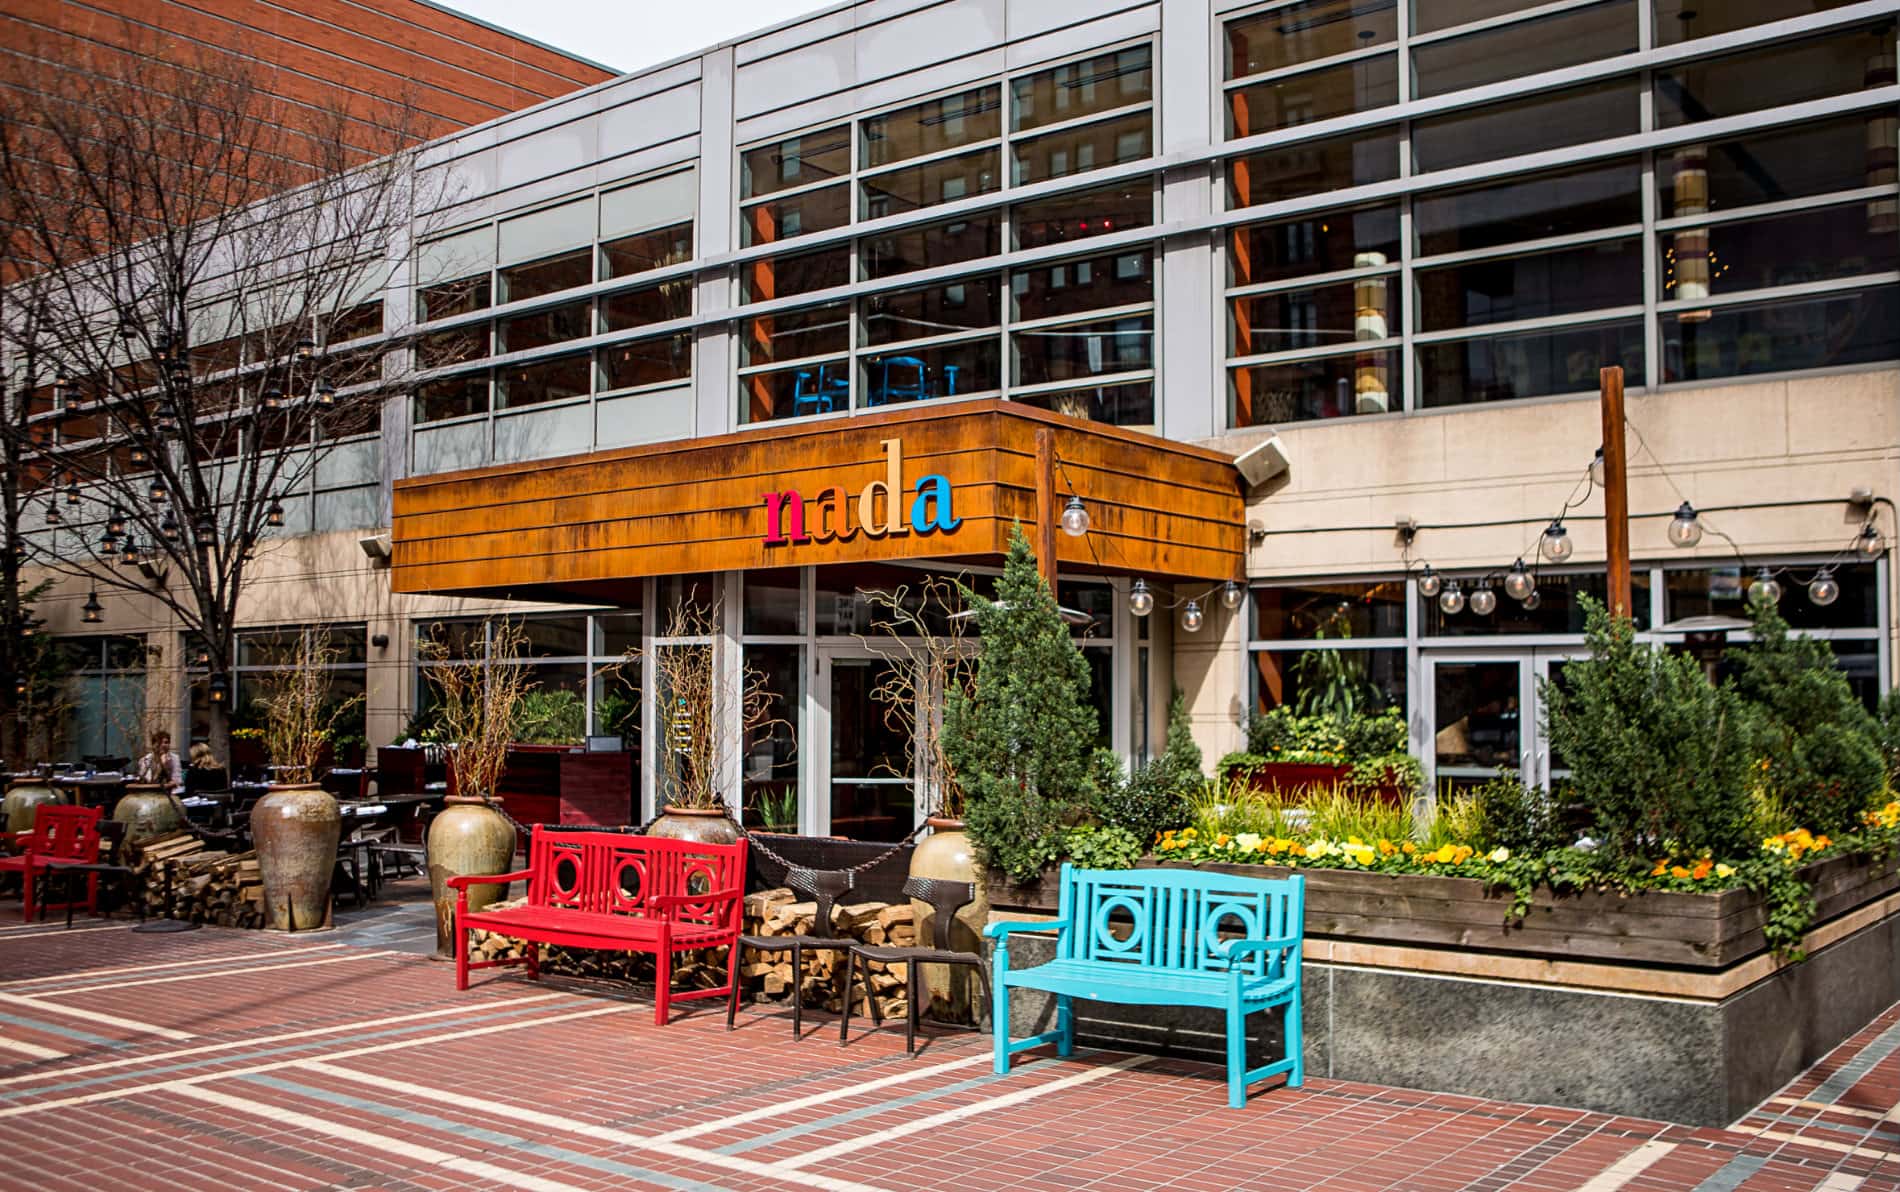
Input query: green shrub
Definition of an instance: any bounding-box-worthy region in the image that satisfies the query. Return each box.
[512,689,585,745]
[1424,792,1487,849]
[1100,688,1202,846]
[949,528,1103,881]
[1060,824,1143,870]
[1542,597,1756,862]
[1733,605,1886,836]
[1304,784,1412,843]
[1876,688,1900,788]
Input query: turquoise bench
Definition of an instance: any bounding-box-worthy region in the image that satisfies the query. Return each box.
[984,864,1305,1108]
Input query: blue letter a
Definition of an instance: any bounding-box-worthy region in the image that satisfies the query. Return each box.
[909,473,960,535]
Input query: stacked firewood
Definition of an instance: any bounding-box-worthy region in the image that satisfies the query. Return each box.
[132,831,266,928]
[463,886,918,1019]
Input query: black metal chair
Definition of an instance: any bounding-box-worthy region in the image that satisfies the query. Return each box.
[728,867,858,1038]
[842,875,990,1054]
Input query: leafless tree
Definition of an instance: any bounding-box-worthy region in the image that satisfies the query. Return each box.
[418,619,536,805]
[854,577,976,819]
[256,626,364,786]
[0,22,452,761]
[645,602,787,813]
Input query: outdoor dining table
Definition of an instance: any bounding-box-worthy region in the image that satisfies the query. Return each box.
[51,775,129,810]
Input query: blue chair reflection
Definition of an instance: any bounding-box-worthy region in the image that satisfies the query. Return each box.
[792,362,850,417]
[867,356,927,407]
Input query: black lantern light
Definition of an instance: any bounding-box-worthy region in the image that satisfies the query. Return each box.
[119,537,141,565]
[315,382,337,408]
[107,506,127,536]
[161,513,180,541]
[261,387,284,411]
[265,498,285,528]
[207,672,230,705]
[149,478,168,503]
[129,442,150,467]
[294,337,316,361]
[64,476,79,505]
[44,501,60,527]
[81,590,103,624]
[193,515,215,548]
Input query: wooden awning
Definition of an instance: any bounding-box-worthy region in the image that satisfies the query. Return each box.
[390,400,1244,601]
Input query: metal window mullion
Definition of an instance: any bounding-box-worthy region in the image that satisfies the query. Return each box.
[1008,371,1157,401]
[1656,272,1900,312]
[740,175,848,211]
[1227,334,1403,369]
[1225,262,1402,299]
[1655,186,1900,231]
[1410,306,1646,345]
[1397,0,1415,416]
[735,347,852,378]
[857,137,1005,185]
[1010,301,1158,335]
[1223,42,1398,92]
[860,325,1004,357]
[1413,225,1646,270]
[1409,0,1624,49]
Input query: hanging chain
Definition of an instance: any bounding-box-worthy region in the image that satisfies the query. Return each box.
[510,807,931,876]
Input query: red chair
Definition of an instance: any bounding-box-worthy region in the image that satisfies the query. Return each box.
[0,805,104,921]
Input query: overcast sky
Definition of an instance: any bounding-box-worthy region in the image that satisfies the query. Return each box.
[437,1,838,75]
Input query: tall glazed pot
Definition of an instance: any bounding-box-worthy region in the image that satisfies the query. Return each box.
[646,803,742,846]
[428,795,517,958]
[251,783,342,931]
[3,776,65,839]
[113,783,183,849]
[908,817,988,1024]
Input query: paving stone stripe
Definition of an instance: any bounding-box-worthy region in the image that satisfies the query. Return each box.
[0,1035,65,1061]
[0,1010,129,1049]
[0,990,194,1041]
[0,942,350,989]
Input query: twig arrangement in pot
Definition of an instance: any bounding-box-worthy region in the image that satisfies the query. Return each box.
[418,617,534,957]
[250,627,362,931]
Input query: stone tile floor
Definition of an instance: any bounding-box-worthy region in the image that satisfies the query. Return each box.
[2,887,1899,1191]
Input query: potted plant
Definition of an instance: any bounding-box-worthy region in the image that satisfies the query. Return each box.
[642,601,783,845]
[419,617,533,957]
[251,629,361,932]
[1225,705,1422,805]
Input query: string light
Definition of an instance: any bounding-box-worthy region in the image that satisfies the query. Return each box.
[1060,495,1090,538]
[1808,570,1840,607]
[1180,600,1204,633]
[1469,583,1497,617]
[1128,579,1154,617]
[1666,502,1704,548]
[1857,523,1883,557]
[1416,565,1442,598]
[1540,522,1574,563]
[1221,580,1243,610]
[1438,580,1466,616]
[1749,567,1782,607]
[1503,560,1535,602]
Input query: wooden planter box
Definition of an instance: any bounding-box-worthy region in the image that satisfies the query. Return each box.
[1228,761,1407,805]
[988,851,1900,969]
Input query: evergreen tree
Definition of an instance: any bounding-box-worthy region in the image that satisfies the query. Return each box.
[945,526,1102,879]
[1100,687,1202,846]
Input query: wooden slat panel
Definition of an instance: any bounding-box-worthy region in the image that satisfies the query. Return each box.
[391,401,1243,596]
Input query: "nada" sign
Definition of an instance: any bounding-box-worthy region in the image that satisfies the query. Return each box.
[761,438,959,546]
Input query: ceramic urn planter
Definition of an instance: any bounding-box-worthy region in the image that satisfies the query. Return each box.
[113,783,184,849]
[647,804,743,847]
[908,816,989,1023]
[251,782,342,931]
[427,795,518,957]
[3,776,65,839]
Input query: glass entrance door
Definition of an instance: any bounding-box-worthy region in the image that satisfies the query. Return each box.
[815,652,917,841]
[1425,649,1582,794]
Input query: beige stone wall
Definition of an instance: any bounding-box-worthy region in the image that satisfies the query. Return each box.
[1175,367,1900,755]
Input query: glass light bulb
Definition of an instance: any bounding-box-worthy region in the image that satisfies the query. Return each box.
[1749,569,1782,607]
[1589,448,1606,488]
[1221,580,1243,610]
[1129,579,1154,617]
[1417,566,1441,598]
[1808,574,1840,607]
[1503,561,1535,602]
[1666,502,1703,548]
[1438,582,1466,616]
[1858,524,1883,557]
[1469,586,1497,616]
[1522,590,1542,611]
[1180,600,1204,633]
[1060,496,1089,538]
[1541,523,1574,563]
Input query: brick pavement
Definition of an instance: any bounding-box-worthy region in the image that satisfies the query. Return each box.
[3,894,1900,1191]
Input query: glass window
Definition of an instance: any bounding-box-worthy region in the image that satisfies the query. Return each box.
[416,275,491,323]
[740,301,850,367]
[1658,0,1867,45]
[742,183,850,248]
[1230,349,1400,425]
[1011,110,1153,186]
[741,124,850,199]
[741,643,802,831]
[497,352,591,409]
[863,276,1001,347]
[1414,160,1641,256]
[863,211,1001,279]
[591,661,641,752]
[1425,572,1651,635]
[1657,117,1898,215]
[1229,205,1400,287]
[497,249,591,304]
[1663,285,1900,382]
[1227,128,1401,208]
[1255,579,1406,640]
[862,85,1001,168]
[602,282,691,332]
[417,326,486,370]
[1012,251,1152,323]
[498,300,591,353]
[744,246,850,304]
[1231,278,1399,355]
[600,332,691,391]
[1414,1,1637,98]
[602,222,692,279]
[743,359,849,423]
[658,574,720,620]
[413,375,489,423]
[1013,181,1153,250]
[862,148,1001,219]
[1413,80,1640,173]
[863,339,1002,406]
[1665,563,1877,630]
[1655,26,1895,128]
[1015,314,1153,386]
[1662,201,1899,304]
[1414,0,1550,34]
[593,609,644,658]
[1226,55,1399,138]
[1225,0,1396,78]
[1012,381,1155,427]
[1254,647,1405,715]
[1417,239,1643,332]
[1011,46,1153,133]
[1418,319,1644,407]
[743,569,805,635]
[324,301,383,346]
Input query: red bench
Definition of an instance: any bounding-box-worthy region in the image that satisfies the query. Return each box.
[448,827,747,1025]
[0,805,103,921]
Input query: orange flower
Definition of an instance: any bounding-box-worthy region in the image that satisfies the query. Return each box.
[1691,860,1713,880]
[1669,865,1692,879]
[1652,860,1669,876]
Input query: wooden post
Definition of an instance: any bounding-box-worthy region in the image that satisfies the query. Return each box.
[1600,365,1632,620]
[1035,427,1058,589]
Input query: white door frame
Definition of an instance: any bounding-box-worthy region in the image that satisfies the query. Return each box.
[1422,647,1585,792]
[811,645,923,839]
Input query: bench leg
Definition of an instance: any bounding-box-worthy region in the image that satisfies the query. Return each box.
[524,941,539,981]
[1286,993,1305,1089]
[1226,1001,1248,1110]
[905,961,919,1055]
[654,946,672,1027]
[454,909,470,992]
[1055,995,1074,1058]
[839,952,857,1044]
[790,944,804,1038]
[991,947,1012,1075]
[21,869,36,924]
[724,941,741,1032]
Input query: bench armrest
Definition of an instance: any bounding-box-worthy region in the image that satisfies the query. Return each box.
[984,917,1071,940]
[648,884,743,910]
[446,868,533,891]
[1215,935,1301,960]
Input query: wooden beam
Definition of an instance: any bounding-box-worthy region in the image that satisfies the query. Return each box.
[1035,426,1058,589]
[1600,365,1632,619]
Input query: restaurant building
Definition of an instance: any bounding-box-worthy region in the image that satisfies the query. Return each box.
[32,0,1900,832]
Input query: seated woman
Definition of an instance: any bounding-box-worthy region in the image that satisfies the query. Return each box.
[184,742,229,796]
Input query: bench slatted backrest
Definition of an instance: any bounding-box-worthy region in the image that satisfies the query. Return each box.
[527,828,747,924]
[26,805,103,861]
[1057,864,1302,981]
